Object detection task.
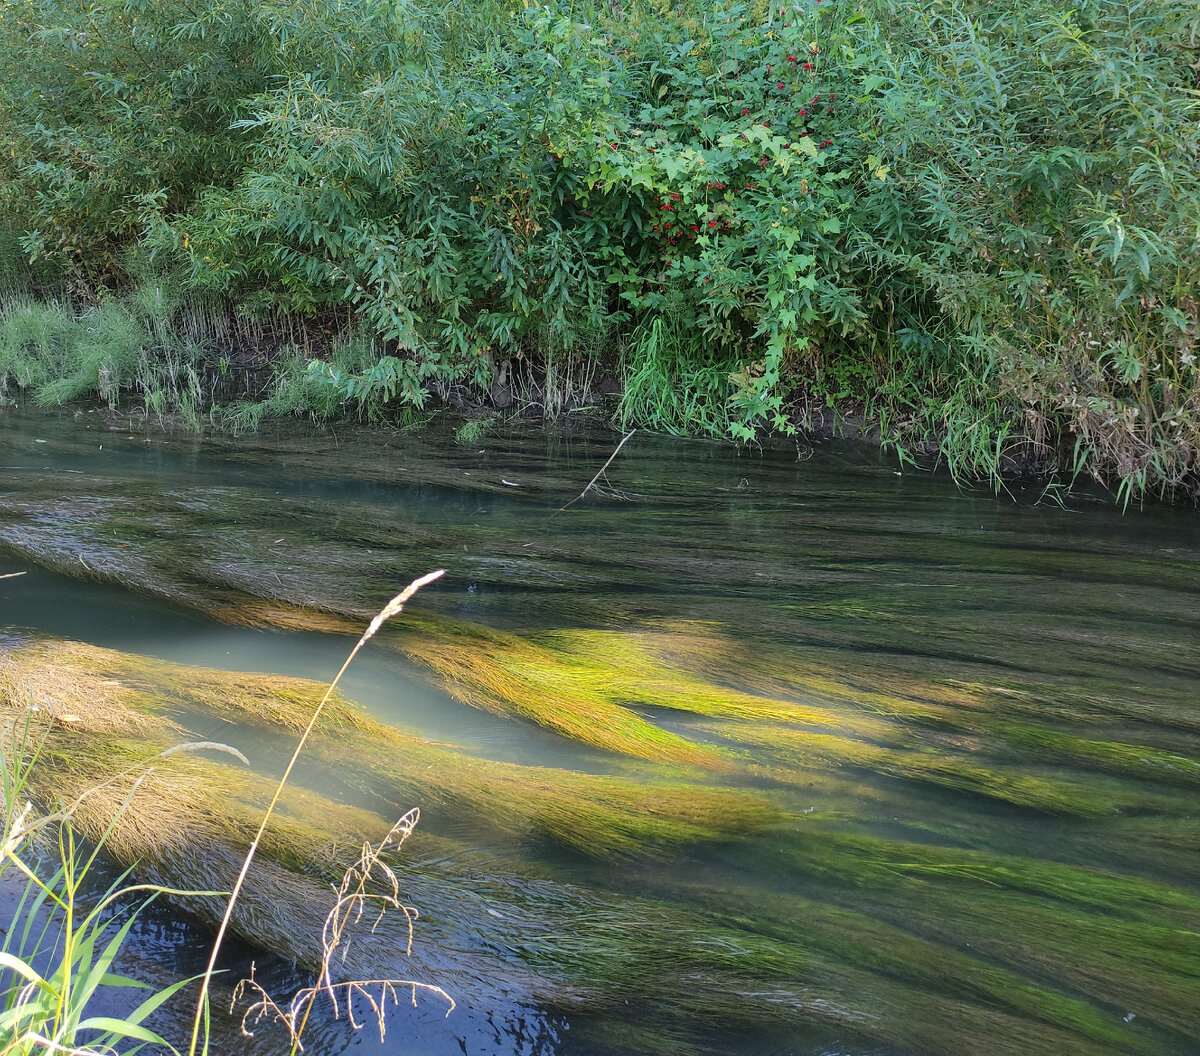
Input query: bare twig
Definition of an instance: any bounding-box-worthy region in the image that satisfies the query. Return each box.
[557,429,636,513]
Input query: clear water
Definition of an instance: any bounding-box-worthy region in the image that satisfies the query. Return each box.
[1,405,1198,1056]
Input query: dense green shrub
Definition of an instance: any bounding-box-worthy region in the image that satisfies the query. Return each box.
[0,0,1196,498]
[852,0,1200,496]
[0,0,268,287]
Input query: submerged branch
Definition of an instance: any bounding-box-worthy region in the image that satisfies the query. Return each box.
[558,430,636,512]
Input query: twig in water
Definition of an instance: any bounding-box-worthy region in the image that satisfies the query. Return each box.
[558,430,636,512]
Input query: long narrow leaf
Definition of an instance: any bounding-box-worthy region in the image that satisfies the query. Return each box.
[124,973,197,1028]
[75,1014,172,1046]
[75,911,145,1009]
[0,951,50,989]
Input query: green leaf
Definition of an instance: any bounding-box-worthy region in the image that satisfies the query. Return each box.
[75,1016,171,1046]
[124,974,198,1029]
[76,911,144,1005]
[98,972,152,990]
[0,951,50,989]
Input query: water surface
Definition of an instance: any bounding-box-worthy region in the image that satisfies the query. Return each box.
[1,405,1197,1056]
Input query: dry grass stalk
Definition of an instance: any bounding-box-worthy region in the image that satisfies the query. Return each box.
[232,807,454,1052]
[187,570,445,1056]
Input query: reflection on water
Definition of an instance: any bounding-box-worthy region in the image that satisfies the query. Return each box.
[1,405,1198,1056]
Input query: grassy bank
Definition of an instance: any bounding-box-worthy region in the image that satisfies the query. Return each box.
[0,0,1197,500]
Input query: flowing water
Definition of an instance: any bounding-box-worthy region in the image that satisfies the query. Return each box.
[1,404,1198,1056]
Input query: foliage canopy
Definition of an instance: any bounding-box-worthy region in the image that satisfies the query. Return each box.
[0,0,1197,498]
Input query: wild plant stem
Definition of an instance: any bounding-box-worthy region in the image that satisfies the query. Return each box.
[186,569,445,1056]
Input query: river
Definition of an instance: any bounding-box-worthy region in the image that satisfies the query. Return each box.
[1,405,1197,1055]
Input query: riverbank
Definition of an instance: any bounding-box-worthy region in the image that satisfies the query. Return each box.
[2,0,1197,503]
[0,382,1070,511]
[0,308,1162,508]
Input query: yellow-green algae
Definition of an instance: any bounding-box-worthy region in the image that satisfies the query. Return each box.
[859,885,1200,1039]
[382,617,992,770]
[8,724,400,976]
[7,512,1198,825]
[392,615,738,768]
[12,665,1155,1054]
[0,632,780,859]
[0,634,374,733]
[1,452,1198,1053]
[41,732,1143,1055]
[705,721,1177,816]
[0,649,776,1008]
[5,475,1196,815]
[773,827,1200,920]
[661,883,1165,1055]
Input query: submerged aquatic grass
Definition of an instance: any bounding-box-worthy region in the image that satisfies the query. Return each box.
[1,418,1198,1055]
[657,883,1164,1056]
[392,616,735,769]
[0,631,780,860]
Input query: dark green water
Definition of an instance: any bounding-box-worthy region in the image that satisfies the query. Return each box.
[1,405,1198,1056]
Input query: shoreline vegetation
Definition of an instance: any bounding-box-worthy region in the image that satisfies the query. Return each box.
[0,0,1196,503]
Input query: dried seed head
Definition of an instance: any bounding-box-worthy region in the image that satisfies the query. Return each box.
[363,570,445,644]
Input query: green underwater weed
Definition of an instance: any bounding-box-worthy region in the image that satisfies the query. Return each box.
[454,414,499,447]
[0,573,456,1056]
[0,631,780,862]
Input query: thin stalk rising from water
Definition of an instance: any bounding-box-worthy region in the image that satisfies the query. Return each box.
[186,569,446,1056]
[558,429,636,512]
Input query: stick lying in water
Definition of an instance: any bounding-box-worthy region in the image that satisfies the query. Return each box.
[558,429,636,513]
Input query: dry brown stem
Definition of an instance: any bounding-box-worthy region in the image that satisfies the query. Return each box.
[232,807,454,1052]
[558,429,636,512]
[187,570,445,1056]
